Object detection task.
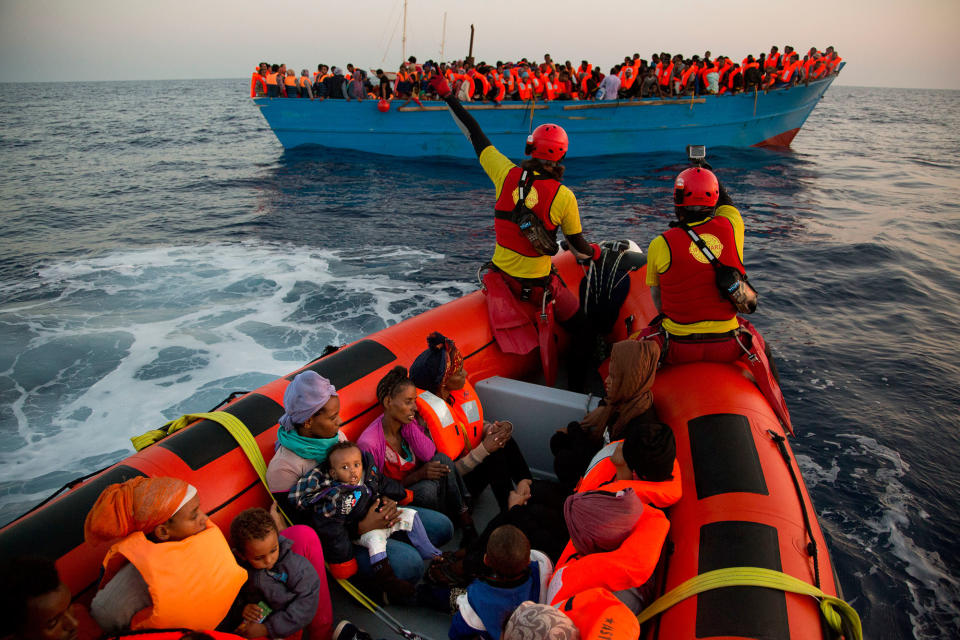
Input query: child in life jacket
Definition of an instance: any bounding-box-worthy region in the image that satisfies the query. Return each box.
[84,477,247,634]
[288,442,442,603]
[229,508,322,640]
[449,525,553,640]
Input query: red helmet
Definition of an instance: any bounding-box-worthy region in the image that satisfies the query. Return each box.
[525,124,568,162]
[673,167,719,207]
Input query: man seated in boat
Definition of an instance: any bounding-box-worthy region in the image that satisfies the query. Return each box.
[428,69,604,388]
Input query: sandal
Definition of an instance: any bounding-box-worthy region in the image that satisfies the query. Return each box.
[426,554,471,588]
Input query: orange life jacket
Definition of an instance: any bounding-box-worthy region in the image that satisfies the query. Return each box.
[657,62,674,87]
[531,74,544,97]
[544,79,557,100]
[504,71,516,94]
[725,67,742,92]
[546,505,670,605]
[517,77,532,101]
[780,60,799,83]
[265,72,279,86]
[680,63,699,90]
[250,72,267,98]
[473,71,491,96]
[415,381,484,460]
[284,75,297,88]
[555,586,640,640]
[575,441,682,508]
[765,52,780,69]
[491,73,506,101]
[100,522,247,630]
[299,76,310,88]
[577,63,592,79]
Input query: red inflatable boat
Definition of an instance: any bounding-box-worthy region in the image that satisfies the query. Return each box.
[0,248,859,639]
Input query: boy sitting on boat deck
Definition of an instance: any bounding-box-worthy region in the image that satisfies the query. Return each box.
[289,441,443,603]
[449,524,553,640]
[228,507,322,639]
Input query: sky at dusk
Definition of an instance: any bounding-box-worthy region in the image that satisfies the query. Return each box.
[1,0,959,90]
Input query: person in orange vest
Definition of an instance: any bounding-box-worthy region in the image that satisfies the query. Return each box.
[250,62,268,98]
[546,482,668,608]
[410,331,532,512]
[298,69,314,99]
[470,67,491,101]
[777,54,801,86]
[283,69,299,97]
[825,46,843,73]
[488,67,506,103]
[765,46,781,70]
[656,53,674,96]
[265,63,281,98]
[84,477,247,633]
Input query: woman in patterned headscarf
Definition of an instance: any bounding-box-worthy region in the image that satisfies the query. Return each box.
[503,602,580,640]
[410,331,533,513]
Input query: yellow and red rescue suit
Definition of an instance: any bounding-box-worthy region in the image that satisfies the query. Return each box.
[645,205,744,336]
[482,147,582,279]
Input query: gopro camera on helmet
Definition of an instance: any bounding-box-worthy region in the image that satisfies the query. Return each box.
[686,144,707,165]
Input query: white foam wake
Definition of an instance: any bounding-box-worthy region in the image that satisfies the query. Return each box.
[0,242,472,513]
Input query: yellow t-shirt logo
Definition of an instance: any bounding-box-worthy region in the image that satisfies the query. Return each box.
[688,233,723,264]
[512,185,540,209]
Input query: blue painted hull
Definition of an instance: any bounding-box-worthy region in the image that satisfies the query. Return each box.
[254,74,838,158]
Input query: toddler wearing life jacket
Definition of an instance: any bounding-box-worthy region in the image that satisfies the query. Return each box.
[449,525,553,640]
[288,442,441,603]
[228,508,322,640]
[84,477,247,633]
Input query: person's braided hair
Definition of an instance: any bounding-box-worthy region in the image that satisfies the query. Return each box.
[376,365,414,407]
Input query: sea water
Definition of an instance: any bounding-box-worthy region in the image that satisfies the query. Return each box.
[1,80,958,639]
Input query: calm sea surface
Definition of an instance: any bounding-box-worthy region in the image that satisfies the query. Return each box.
[1,80,958,638]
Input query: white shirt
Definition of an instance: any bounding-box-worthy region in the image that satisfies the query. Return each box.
[598,74,621,100]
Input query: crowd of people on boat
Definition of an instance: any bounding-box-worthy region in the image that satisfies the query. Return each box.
[250,44,843,104]
[7,43,811,640]
[4,329,677,640]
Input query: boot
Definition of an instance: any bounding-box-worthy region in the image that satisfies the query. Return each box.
[373,558,415,604]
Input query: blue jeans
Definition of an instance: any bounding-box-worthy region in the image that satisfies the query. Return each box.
[353,506,453,583]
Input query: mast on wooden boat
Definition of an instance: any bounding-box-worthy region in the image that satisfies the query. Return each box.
[401,0,407,62]
[440,11,447,61]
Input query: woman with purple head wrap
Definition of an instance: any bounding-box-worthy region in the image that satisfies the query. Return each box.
[266,371,345,497]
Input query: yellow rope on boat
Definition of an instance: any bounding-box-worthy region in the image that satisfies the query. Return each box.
[132,411,293,526]
[636,566,862,640]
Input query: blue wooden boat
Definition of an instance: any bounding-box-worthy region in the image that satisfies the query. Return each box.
[253,70,841,158]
